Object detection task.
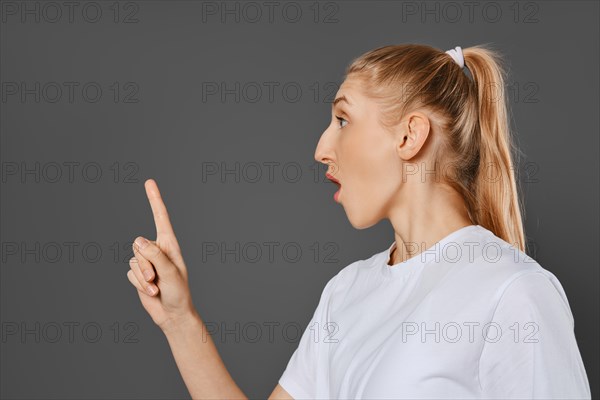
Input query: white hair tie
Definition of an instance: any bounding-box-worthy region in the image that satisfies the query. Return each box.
[445,46,464,69]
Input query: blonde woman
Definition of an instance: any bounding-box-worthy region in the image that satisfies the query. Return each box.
[126,44,591,399]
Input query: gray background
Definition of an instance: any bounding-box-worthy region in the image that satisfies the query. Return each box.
[1,0,598,399]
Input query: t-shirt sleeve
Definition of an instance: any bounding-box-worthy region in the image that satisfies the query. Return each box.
[278,274,339,400]
[478,271,591,399]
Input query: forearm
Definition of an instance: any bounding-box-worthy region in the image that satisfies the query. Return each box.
[162,311,248,400]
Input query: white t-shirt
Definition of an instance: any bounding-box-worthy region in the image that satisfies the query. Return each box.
[278,225,591,399]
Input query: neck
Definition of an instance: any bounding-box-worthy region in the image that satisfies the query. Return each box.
[386,184,473,266]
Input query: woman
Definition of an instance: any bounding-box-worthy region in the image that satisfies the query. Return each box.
[126,44,591,399]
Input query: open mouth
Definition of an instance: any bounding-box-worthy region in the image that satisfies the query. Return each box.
[325,172,340,184]
[326,172,342,202]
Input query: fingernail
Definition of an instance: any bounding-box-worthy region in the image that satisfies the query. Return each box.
[146,285,157,295]
[143,270,153,281]
[135,237,149,250]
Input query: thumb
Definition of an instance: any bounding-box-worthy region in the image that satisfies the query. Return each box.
[133,236,178,279]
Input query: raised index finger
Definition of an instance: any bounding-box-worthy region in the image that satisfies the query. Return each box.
[144,178,178,241]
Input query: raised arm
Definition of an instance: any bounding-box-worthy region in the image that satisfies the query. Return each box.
[126,179,256,399]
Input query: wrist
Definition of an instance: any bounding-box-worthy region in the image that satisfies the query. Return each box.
[160,308,202,336]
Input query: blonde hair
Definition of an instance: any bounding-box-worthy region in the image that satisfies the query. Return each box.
[345,43,526,252]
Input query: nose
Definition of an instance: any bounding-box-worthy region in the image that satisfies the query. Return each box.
[314,130,340,180]
[314,126,334,166]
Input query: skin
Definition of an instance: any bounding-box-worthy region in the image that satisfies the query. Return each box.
[315,75,473,264]
[127,75,473,399]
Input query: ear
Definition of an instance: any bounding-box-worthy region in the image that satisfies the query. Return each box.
[396,112,431,161]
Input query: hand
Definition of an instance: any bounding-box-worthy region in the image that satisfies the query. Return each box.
[127,179,197,331]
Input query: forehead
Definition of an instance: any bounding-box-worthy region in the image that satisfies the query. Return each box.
[335,77,364,103]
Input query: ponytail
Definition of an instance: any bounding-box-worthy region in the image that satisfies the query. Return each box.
[463,46,526,252]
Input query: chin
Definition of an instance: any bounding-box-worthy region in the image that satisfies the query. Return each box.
[344,208,380,230]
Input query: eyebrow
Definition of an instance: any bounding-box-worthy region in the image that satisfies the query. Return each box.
[332,95,351,108]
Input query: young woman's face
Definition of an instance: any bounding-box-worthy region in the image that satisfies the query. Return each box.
[314,76,406,229]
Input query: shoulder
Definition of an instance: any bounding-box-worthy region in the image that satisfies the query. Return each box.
[467,229,574,324]
[318,245,387,301]
[452,226,553,286]
[328,242,386,278]
[490,269,574,328]
[434,227,574,323]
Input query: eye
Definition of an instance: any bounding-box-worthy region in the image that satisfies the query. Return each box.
[336,116,348,128]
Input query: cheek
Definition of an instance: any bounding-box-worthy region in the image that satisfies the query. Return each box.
[341,130,398,200]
